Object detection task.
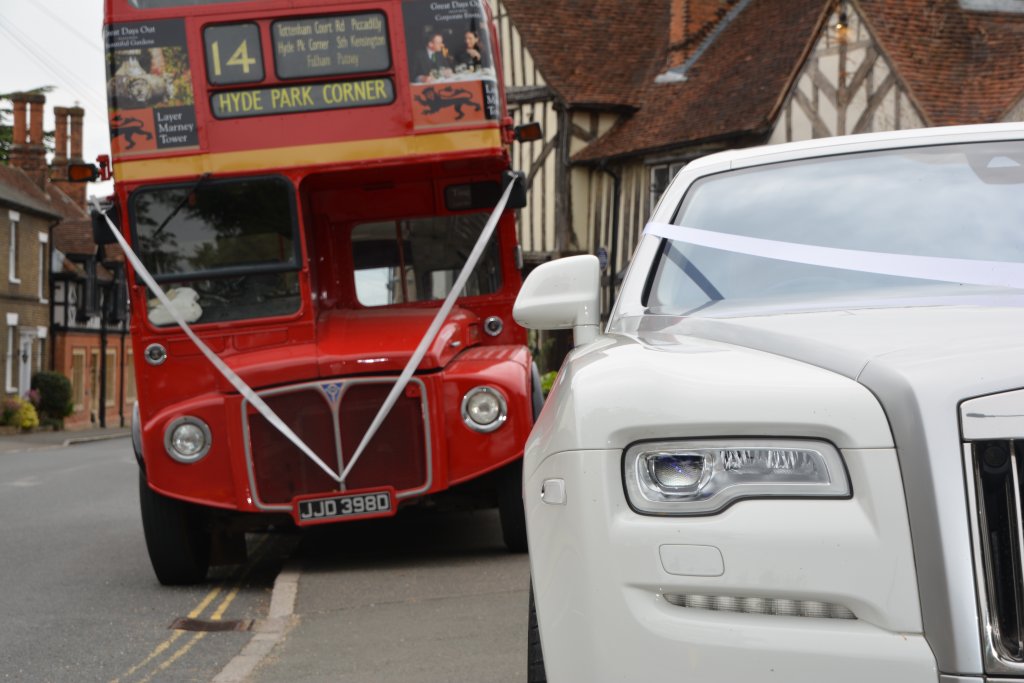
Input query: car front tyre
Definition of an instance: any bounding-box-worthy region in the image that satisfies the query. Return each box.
[138,471,211,585]
[528,581,547,682]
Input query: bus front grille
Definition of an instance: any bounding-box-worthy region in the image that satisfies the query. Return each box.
[243,378,431,508]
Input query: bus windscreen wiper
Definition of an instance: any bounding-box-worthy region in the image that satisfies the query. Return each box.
[151,172,212,240]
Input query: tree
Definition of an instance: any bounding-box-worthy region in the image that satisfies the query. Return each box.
[1,87,56,164]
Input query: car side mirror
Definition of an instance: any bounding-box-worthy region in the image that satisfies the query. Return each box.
[513,255,600,346]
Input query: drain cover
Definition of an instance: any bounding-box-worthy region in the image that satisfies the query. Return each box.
[169,617,253,632]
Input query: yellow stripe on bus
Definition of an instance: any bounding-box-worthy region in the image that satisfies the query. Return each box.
[112,129,503,183]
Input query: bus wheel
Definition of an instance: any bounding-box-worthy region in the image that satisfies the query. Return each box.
[498,461,527,553]
[138,472,211,585]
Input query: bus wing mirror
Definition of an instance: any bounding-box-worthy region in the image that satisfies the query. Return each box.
[91,203,121,246]
[503,170,528,210]
[514,122,543,143]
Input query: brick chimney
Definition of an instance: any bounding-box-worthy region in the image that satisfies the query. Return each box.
[51,106,69,178]
[8,92,48,189]
[50,106,88,209]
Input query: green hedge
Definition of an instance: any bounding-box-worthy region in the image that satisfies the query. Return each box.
[31,371,74,424]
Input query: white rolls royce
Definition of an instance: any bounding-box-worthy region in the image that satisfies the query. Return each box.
[515,123,1024,683]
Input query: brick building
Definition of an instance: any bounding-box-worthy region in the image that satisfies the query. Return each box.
[1,97,59,399]
[3,92,132,429]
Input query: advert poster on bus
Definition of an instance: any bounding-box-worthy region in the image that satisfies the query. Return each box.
[403,0,500,129]
[105,19,198,155]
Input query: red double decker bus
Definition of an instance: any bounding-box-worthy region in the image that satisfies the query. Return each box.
[96,0,540,584]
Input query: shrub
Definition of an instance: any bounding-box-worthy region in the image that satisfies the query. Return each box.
[1,397,20,425]
[1,397,38,430]
[540,370,558,396]
[31,371,74,424]
[13,400,39,430]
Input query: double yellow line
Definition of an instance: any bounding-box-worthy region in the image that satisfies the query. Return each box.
[111,536,270,683]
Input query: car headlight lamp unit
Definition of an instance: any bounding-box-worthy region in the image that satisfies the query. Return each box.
[164,416,212,463]
[624,439,850,515]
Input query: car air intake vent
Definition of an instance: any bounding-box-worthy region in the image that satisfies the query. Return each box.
[663,593,855,620]
[966,439,1024,673]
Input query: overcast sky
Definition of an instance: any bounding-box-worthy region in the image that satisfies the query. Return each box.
[0,2,112,195]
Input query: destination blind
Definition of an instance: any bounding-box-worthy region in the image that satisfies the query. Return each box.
[211,78,394,118]
[273,12,390,79]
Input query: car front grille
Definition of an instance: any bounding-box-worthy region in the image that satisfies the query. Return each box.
[965,438,1024,674]
[243,378,431,510]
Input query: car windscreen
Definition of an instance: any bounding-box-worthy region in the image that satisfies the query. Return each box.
[351,213,502,307]
[647,140,1024,314]
[130,175,301,326]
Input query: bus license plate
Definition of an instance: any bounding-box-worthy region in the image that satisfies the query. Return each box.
[293,489,395,526]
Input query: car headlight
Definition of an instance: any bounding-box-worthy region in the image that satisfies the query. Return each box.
[461,386,508,433]
[164,416,212,463]
[623,439,850,515]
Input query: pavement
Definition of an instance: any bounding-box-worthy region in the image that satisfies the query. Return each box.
[0,425,130,454]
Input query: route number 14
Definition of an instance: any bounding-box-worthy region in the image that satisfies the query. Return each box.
[203,24,264,85]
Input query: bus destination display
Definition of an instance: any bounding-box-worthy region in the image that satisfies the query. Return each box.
[273,12,390,79]
[211,78,395,118]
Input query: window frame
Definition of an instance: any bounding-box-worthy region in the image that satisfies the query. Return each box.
[71,348,86,411]
[4,313,18,394]
[37,232,49,303]
[8,210,20,285]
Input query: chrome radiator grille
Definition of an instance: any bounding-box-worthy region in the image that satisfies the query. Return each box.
[242,378,432,511]
[965,439,1024,674]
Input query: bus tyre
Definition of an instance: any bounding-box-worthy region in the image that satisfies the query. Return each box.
[139,472,211,585]
[527,581,547,682]
[498,461,528,553]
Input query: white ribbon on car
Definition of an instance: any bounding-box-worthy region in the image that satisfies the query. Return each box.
[92,178,515,486]
[644,222,1024,290]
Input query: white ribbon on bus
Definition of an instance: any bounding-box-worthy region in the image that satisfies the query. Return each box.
[644,222,1024,290]
[91,178,516,486]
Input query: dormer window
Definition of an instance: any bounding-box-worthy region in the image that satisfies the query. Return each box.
[959,0,1024,13]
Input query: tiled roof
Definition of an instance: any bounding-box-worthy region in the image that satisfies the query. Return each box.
[45,184,89,222]
[52,219,97,257]
[576,0,829,161]
[505,0,1024,162]
[0,165,62,219]
[859,0,1024,125]
[501,0,670,107]
[52,218,125,264]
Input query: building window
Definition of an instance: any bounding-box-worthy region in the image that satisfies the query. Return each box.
[8,210,20,285]
[649,162,687,213]
[4,313,17,394]
[105,349,117,407]
[90,349,99,415]
[125,352,137,403]
[71,349,86,410]
[37,232,49,303]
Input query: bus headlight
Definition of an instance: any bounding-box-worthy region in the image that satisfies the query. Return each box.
[461,386,507,433]
[164,417,212,463]
[623,439,850,515]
